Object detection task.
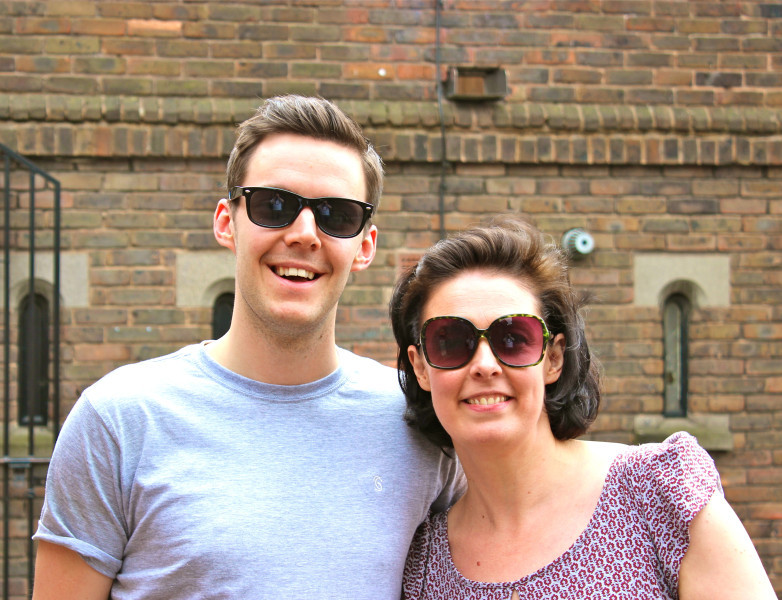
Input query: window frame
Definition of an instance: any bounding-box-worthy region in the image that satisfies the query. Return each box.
[17,292,50,426]
[662,292,690,418]
[212,292,235,340]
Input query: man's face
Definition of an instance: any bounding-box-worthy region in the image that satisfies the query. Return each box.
[214,133,377,341]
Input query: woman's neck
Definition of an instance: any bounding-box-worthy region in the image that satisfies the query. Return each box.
[451,434,580,530]
[446,437,623,583]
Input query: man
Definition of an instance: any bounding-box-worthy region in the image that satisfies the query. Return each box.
[32,96,463,599]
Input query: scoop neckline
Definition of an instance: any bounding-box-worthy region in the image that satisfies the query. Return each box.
[441,446,630,589]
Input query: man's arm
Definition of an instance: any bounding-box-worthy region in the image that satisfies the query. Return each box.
[33,541,113,600]
[679,495,776,600]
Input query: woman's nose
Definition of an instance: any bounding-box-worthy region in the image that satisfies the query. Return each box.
[468,338,502,377]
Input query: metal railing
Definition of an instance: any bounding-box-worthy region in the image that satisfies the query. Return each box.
[0,143,60,600]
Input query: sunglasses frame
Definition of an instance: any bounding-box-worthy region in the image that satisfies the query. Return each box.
[419,313,551,370]
[228,186,375,239]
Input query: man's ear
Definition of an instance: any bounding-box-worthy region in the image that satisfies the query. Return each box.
[214,198,236,252]
[408,345,431,392]
[350,225,377,272]
[544,333,566,385]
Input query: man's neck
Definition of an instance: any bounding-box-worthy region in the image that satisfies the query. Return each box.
[206,324,340,386]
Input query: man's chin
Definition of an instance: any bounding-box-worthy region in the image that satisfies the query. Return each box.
[262,306,334,338]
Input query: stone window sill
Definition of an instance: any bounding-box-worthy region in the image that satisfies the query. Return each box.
[633,414,733,452]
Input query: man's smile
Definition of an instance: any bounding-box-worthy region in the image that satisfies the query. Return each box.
[274,266,317,281]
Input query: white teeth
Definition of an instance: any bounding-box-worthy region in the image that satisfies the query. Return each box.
[275,266,315,280]
[466,396,508,406]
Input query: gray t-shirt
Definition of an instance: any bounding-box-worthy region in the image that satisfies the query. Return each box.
[35,343,464,599]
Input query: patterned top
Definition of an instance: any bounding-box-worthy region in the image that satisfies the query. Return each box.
[403,432,722,600]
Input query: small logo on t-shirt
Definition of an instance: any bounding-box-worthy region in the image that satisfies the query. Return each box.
[373,475,383,492]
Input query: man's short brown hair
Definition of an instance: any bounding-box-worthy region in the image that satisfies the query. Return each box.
[226,95,384,211]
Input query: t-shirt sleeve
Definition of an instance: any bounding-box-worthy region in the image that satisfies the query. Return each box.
[402,514,433,600]
[34,393,126,578]
[626,431,723,594]
[429,451,466,514]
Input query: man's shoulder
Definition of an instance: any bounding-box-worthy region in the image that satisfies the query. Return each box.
[337,348,402,394]
[85,344,201,399]
[338,347,398,376]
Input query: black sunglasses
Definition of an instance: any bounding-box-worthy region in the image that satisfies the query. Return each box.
[419,314,550,370]
[228,186,375,239]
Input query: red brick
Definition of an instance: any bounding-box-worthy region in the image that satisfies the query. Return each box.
[73,343,131,362]
[590,179,639,195]
[396,64,436,80]
[678,19,722,34]
[342,26,390,43]
[72,18,126,35]
[15,55,71,73]
[537,179,587,195]
[127,18,183,37]
[343,63,394,80]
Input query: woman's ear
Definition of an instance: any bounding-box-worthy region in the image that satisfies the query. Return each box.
[407,345,431,392]
[544,333,566,385]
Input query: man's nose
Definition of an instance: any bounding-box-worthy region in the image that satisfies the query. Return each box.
[282,207,321,249]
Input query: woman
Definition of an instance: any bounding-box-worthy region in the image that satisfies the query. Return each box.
[390,216,775,599]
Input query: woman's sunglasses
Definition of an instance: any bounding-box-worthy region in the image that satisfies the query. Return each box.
[228,186,375,239]
[419,314,550,370]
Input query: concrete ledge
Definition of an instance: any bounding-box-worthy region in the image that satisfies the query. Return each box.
[0,251,89,309]
[633,414,734,452]
[0,425,54,458]
[176,250,234,307]
[634,254,731,308]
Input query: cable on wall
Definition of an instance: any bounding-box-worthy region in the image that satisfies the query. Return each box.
[435,0,447,240]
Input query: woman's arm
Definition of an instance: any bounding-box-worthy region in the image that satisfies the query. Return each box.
[32,541,113,600]
[679,495,776,600]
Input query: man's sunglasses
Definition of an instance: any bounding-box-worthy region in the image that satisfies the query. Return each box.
[228,186,375,239]
[419,314,550,370]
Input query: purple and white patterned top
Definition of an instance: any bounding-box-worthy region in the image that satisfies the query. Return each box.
[403,432,721,600]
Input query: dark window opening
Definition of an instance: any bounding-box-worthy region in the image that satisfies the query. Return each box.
[18,293,49,426]
[663,293,690,417]
[212,293,234,340]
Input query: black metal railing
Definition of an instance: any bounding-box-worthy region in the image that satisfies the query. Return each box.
[0,143,60,600]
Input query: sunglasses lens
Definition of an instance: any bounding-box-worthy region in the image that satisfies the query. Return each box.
[421,315,546,369]
[423,318,477,368]
[239,188,368,238]
[487,316,545,366]
[246,189,299,227]
[315,199,365,237]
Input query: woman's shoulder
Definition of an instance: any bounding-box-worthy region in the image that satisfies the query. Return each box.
[575,439,627,489]
[581,439,628,464]
[584,431,713,468]
[608,432,722,522]
[578,433,722,524]
[618,432,718,483]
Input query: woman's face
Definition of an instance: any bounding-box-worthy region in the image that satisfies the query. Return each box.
[408,270,565,449]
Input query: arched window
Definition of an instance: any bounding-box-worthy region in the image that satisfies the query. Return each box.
[663,293,690,417]
[18,292,49,426]
[212,292,234,340]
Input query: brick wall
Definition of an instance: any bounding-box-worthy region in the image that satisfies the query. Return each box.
[1,0,781,596]
[1,1,782,105]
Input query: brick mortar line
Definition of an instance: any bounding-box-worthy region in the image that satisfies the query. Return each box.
[1,95,782,136]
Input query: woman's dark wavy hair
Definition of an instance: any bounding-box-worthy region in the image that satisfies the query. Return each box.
[389,215,601,449]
